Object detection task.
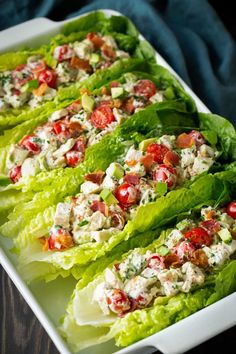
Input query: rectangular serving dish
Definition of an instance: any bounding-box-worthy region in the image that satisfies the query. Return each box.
[0,9,235,354]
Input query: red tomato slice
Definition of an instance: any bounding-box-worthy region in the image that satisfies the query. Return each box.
[90,105,115,129]
[115,182,139,209]
[173,241,196,261]
[176,133,194,149]
[106,289,131,314]
[146,143,170,164]
[188,130,205,147]
[65,150,83,167]
[86,32,104,50]
[226,201,236,219]
[184,227,212,247]
[20,135,41,154]
[134,79,157,99]
[9,166,22,183]
[38,69,57,88]
[52,121,69,135]
[153,164,177,189]
[163,150,180,166]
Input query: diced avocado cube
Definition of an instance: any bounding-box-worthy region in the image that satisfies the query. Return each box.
[139,137,157,151]
[157,245,169,256]
[22,79,39,92]
[100,188,118,205]
[107,162,124,180]
[111,87,124,99]
[164,87,175,100]
[218,228,232,244]
[81,93,95,113]
[89,53,100,64]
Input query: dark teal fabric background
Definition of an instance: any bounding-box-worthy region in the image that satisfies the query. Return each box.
[0,0,235,124]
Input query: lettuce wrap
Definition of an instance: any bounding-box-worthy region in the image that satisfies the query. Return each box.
[60,195,236,352]
[0,12,154,131]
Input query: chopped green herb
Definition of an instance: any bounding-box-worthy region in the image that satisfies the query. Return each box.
[79,220,89,227]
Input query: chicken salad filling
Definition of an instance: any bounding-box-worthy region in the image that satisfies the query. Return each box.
[0,32,130,111]
[40,130,218,251]
[7,75,163,183]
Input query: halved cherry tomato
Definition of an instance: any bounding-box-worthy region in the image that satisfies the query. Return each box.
[54,44,74,62]
[115,182,139,209]
[173,241,196,261]
[86,32,104,50]
[153,164,177,189]
[188,130,205,147]
[9,166,22,183]
[147,254,165,269]
[110,81,120,88]
[90,105,115,129]
[146,143,170,164]
[184,227,212,247]
[134,79,157,99]
[20,135,41,154]
[226,201,236,219]
[200,219,221,235]
[106,289,131,314]
[163,150,180,166]
[65,150,83,167]
[38,69,57,88]
[176,133,194,149]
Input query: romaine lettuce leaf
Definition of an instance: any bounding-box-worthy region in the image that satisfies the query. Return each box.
[15,173,232,283]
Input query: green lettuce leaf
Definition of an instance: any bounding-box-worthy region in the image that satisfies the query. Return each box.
[15,173,232,283]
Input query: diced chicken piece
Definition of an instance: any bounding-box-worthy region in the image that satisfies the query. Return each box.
[49,108,68,122]
[116,50,130,58]
[180,147,196,168]
[158,135,176,149]
[119,252,146,280]
[53,138,75,159]
[73,39,94,60]
[103,35,117,49]
[124,275,158,306]
[125,146,143,163]
[91,230,112,242]
[80,181,101,194]
[199,144,215,158]
[149,92,164,103]
[165,229,183,249]
[158,268,183,296]
[21,158,40,177]
[181,262,205,293]
[104,268,123,289]
[54,202,72,229]
[102,175,117,190]
[56,62,77,84]
[203,243,231,267]
[191,156,214,175]
[93,282,110,315]
[6,145,29,169]
[89,211,107,231]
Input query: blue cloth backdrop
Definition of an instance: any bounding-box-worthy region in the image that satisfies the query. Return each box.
[0,0,235,124]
